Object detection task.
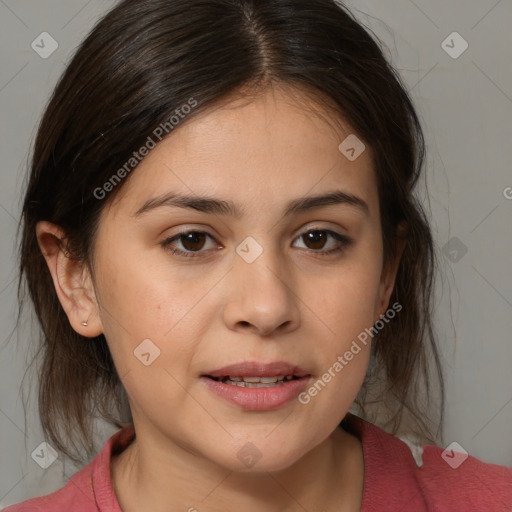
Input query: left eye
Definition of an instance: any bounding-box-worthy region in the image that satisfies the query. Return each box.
[162,229,351,258]
[292,229,349,253]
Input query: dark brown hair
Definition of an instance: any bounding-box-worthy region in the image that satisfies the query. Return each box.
[18,0,444,463]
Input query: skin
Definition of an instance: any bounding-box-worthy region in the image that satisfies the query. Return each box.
[37,84,405,511]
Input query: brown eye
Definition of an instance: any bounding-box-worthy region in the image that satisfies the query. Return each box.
[293,229,351,256]
[179,232,208,251]
[162,230,217,258]
[302,230,328,250]
[162,228,351,259]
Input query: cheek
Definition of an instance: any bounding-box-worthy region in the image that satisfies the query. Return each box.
[295,275,377,425]
[94,262,204,420]
[304,251,382,393]
[92,246,210,385]
[95,239,203,332]
[318,255,383,336]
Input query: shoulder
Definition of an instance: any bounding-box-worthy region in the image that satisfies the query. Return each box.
[418,443,512,511]
[2,425,134,512]
[343,413,512,512]
[2,478,94,512]
[2,464,98,512]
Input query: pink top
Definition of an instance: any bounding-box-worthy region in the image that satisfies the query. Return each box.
[4,414,512,511]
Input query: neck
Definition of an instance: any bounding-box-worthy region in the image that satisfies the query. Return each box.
[111,421,364,512]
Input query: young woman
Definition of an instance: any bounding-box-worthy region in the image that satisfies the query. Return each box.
[7,0,512,510]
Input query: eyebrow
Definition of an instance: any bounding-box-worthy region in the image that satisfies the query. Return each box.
[133,189,369,219]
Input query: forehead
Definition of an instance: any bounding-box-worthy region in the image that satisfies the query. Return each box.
[106,85,378,221]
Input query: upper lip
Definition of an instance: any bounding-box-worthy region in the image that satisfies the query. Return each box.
[203,361,311,378]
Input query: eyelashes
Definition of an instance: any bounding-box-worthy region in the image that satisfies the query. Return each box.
[161,228,353,259]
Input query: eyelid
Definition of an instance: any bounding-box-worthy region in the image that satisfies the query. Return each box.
[161,225,352,258]
[163,223,349,245]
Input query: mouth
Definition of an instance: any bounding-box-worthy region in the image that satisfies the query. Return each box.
[203,360,310,379]
[207,375,302,387]
[201,361,311,410]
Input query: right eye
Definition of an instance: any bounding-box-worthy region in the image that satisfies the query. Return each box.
[161,230,218,258]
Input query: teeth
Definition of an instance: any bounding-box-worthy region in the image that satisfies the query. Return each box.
[219,375,296,387]
[243,376,265,383]
[233,382,281,388]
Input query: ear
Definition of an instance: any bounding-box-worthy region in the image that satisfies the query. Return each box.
[375,221,407,321]
[35,221,103,338]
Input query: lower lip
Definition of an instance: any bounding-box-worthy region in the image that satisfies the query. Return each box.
[201,376,310,411]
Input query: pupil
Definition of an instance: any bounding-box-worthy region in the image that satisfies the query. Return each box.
[180,231,327,252]
[305,231,326,250]
[182,232,205,251]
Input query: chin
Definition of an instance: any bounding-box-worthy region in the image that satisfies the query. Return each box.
[211,437,307,474]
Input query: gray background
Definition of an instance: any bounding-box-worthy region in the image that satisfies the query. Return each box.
[1,0,511,507]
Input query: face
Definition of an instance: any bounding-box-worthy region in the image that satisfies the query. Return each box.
[45,85,401,472]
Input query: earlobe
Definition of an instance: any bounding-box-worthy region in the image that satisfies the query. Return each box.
[35,221,103,338]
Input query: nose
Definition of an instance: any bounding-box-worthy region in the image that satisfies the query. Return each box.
[222,242,301,337]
